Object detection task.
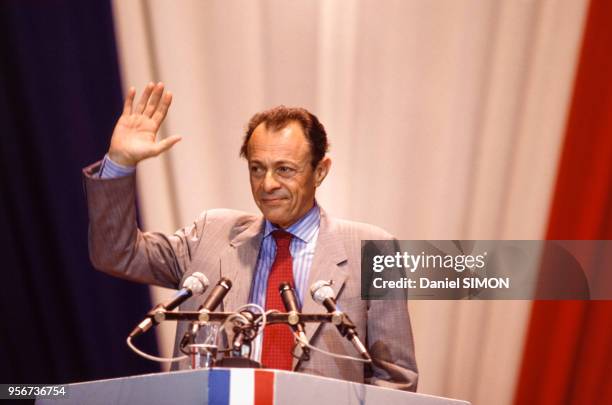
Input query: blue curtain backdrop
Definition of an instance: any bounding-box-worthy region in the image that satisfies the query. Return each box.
[0,1,158,384]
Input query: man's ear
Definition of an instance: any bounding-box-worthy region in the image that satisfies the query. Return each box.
[314,157,331,187]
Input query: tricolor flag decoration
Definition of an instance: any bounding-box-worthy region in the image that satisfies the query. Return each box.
[208,369,275,405]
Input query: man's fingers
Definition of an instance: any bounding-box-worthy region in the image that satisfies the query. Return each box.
[144,82,165,117]
[135,82,155,114]
[152,91,173,125]
[152,135,182,156]
[122,87,135,115]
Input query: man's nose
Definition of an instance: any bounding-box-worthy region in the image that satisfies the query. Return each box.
[262,170,281,193]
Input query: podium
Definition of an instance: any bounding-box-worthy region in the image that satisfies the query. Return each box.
[36,368,469,404]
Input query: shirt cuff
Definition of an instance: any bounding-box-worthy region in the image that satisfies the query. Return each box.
[99,154,136,178]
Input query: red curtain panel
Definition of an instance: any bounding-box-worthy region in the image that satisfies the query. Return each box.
[514,0,612,403]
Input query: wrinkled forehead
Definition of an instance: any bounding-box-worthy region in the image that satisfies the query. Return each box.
[247,121,312,164]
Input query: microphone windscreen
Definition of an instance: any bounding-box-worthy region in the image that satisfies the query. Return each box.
[310,280,335,304]
[183,272,209,295]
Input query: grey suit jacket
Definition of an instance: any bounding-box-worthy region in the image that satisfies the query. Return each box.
[83,161,418,391]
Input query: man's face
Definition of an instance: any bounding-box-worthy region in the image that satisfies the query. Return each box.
[247,121,330,228]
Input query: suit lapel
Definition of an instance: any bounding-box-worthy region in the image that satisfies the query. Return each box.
[221,217,264,313]
[294,208,348,369]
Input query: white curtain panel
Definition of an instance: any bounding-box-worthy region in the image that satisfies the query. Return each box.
[111,1,588,404]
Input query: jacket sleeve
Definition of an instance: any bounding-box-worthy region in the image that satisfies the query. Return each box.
[83,161,205,289]
[366,297,419,391]
[364,237,418,391]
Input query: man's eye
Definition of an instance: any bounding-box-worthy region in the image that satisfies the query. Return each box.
[277,167,296,177]
[250,166,264,174]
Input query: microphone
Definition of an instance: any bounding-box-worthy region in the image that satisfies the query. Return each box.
[198,277,233,322]
[310,280,372,361]
[129,272,209,338]
[279,282,310,360]
[231,310,255,355]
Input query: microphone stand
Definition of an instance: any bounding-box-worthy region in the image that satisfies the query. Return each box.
[133,310,364,369]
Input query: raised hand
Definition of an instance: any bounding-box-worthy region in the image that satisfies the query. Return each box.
[108,82,182,166]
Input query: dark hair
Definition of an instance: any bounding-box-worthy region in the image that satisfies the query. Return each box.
[240,106,329,167]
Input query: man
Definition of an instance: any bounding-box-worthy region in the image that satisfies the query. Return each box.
[84,82,418,391]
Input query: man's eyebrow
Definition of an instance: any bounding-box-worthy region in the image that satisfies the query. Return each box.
[274,159,299,166]
[248,159,300,166]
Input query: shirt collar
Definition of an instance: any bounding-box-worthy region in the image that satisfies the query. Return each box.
[263,202,320,243]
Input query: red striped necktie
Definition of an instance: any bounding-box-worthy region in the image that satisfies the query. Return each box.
[261,230,295,370]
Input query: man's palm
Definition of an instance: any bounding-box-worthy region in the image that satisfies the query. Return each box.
[108,82,181,166]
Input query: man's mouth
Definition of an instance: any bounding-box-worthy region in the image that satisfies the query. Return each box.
[261,197,286,205]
